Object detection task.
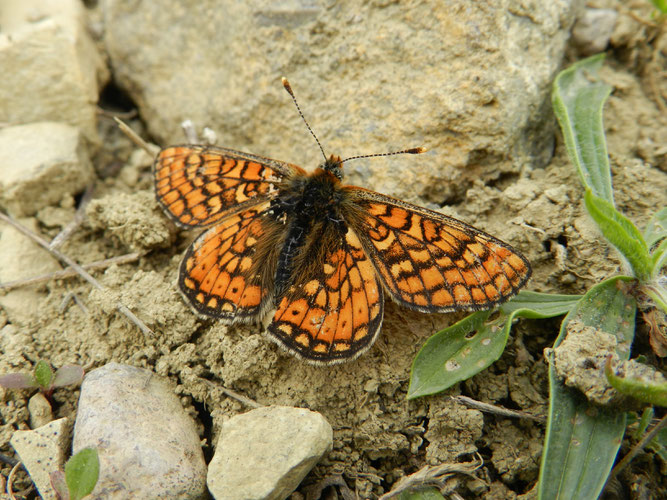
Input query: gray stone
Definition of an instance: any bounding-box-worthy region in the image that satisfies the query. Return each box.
[28,392,53,429]
[10,418,71,500]
[572,8,619,56]
[0,122,94,218]
[0,0,109,142]
[72,363,207,500]
[102,1,578,203]
[207,406,333,500]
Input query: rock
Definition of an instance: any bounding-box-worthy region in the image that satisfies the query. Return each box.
[0,122,94,218]
[0,0,109,142]
[103,1,578,203]
[0,218,61,326]
[72,363,207,499]
[572,8,619,56]
[28,392,53,429]
[86,191,177,252]
[207,406,333,500]
[10,418,71,500]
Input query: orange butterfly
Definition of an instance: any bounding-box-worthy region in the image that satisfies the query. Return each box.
[154,79,531,364]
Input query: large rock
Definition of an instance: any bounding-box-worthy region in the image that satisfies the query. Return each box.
[0,0,108,143]
[0,122,94,217]
[102,1,578,202]
[72,363,207,500]
[207,406,333,500]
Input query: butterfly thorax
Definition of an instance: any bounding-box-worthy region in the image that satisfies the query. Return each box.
[271,165,348,296]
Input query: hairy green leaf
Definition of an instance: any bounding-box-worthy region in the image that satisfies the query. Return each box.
[552,54,614,203]
[584,190,652,281]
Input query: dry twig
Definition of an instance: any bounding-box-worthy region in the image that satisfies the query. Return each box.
[451,395,545,423]
[0,252,141,291]
[203,379,264,409]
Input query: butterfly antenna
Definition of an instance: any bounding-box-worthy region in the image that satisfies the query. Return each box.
[338,147,427,167]
[282,77,328,162]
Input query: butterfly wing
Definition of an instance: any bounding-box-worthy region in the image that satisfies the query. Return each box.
[154,145,304,228]
[344,188,531,312]
[179,202,284,322]
[266,226,384,364]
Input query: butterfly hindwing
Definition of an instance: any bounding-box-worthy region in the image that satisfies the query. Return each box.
[179,202,280,322]
[344,187,532,313]
[154,145,304,228]
[266,226,384,364]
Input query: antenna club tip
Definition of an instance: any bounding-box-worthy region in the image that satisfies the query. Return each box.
[409,147,427,154]
[281,77,292,92]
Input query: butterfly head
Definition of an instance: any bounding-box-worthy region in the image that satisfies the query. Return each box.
[322,154,344,180]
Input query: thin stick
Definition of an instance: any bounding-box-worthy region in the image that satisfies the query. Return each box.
[0,212,154,337]
[49,183,96,250]
[451,395,545,422]
[0,253,141,291]
[7,460,22,499]
[203,379,264,409]
[113,117,159,156]
[606,413,667,485]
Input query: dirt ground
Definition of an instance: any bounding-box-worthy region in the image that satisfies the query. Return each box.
[1,2,666,499]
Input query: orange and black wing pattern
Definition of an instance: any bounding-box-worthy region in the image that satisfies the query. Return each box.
[179,202,279,322]
[266,228,384,364]
[154,145,303,228]
[345,188,531,313]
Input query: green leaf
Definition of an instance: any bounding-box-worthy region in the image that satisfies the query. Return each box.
[538,276,637,500]
[499,290,582,317]
[408,291,581,399]
[34,361,54,389]
[408,311,492,399]
[605,357,667,407]
[398,487,445,500]
[649,0,667,14]
[552,54,614,204]
[65,448,100,500]
[644,207,667,248]
[584,190,652,281]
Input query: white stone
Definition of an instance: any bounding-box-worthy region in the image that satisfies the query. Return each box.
[0,0,109,142]
[10,418,71,500]
[207,406,333,500]
[72,363,207,499]
[0,122,94,217]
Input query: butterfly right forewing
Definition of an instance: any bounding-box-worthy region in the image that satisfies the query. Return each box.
[343,187,532,313]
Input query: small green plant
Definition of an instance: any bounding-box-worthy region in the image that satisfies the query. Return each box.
[50,447,100,500]
[0,361,84,400]
[407,54,666,499]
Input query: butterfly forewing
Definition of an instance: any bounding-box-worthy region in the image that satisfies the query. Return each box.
[266,227,384,364]
[154,145,302,228]
[344,188,531,313]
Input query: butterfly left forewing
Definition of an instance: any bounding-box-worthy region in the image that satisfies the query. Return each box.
[344,187,531,313]
[154,145,304,228]
[266,226,384,364]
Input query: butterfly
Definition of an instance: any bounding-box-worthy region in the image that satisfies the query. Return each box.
[153,78,532,364]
